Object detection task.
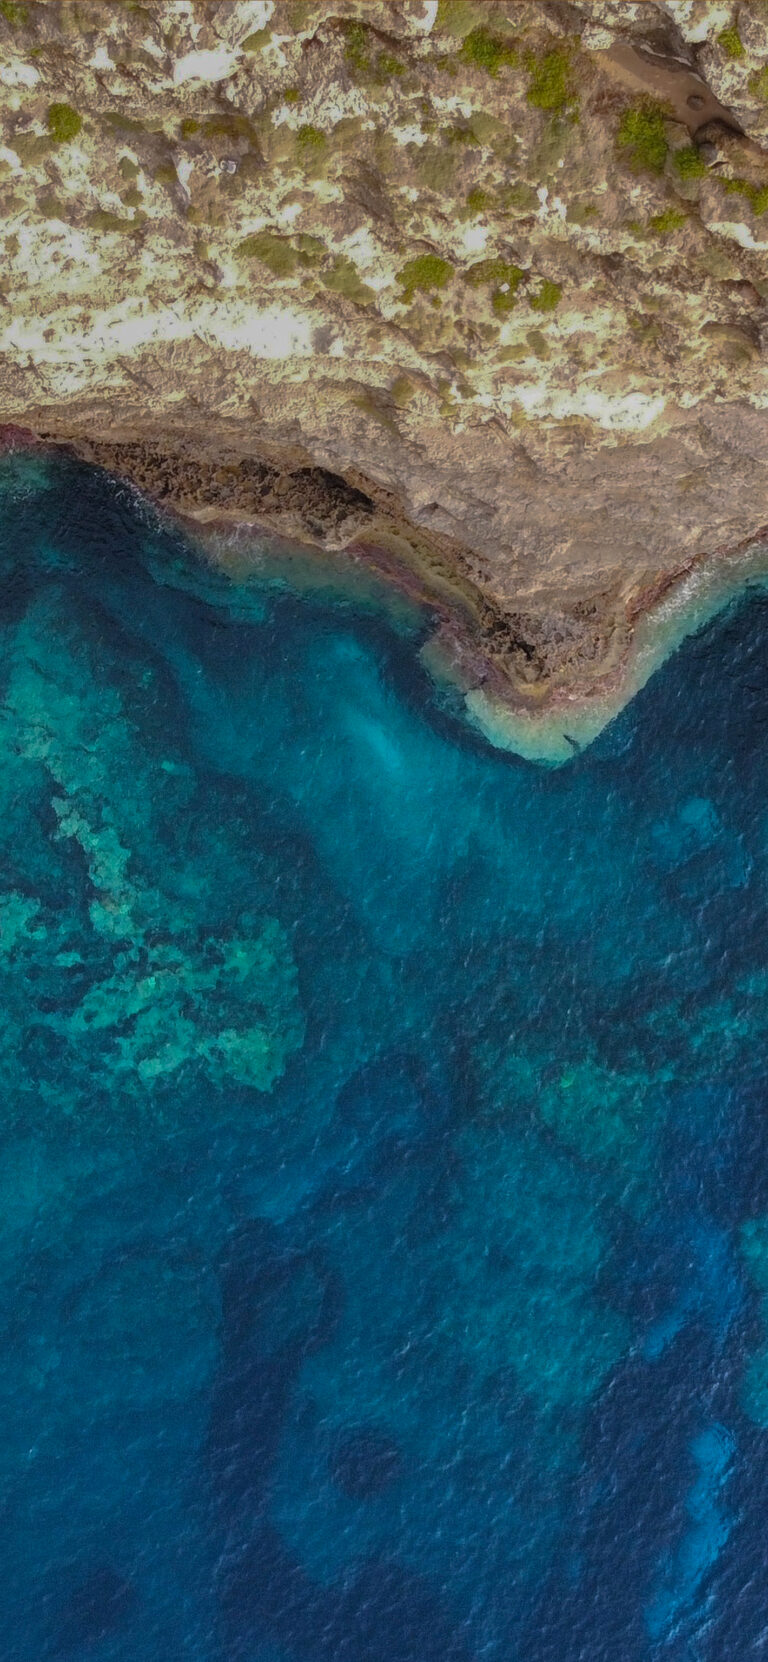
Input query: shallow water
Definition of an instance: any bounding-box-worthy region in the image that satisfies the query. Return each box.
[2,453,768,1659]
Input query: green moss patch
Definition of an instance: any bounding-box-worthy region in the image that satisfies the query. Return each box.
[103,111,158,136]
[416,144,456,193]
[648,208,686,234]
[459,26,518,76]
[9,131,53,164]
[242,26,272,51]
[435,0,488,34]
[38,191,66,220]
[525,46,576,112]
[719,23,744,58]
[351,389,400,435]
[447,121,479,145]
[236,232,299,276]
[529,279,562,312]
[464,257,523,289]
[722,176,768,215]
[377,51,406,79]
[390,374,416,407]
[526,327,550,358]
[498,180,539,214]
[343,19,372,74]
[616,101,669,174]
[86,209,144,235]
[673,143,708,180]
[342,22,406,84]
[294,233,325,263]
[202,111,259,144]
[321,256,376,306]
[465,186,491,213]
[296,124,325,150]
[396,254,453,300]
[491,287,519,316]
[464,257,524,315]
[567,201,597,225]
[47,103,82,144]
[749,65,768,100]
[154,162,178,188]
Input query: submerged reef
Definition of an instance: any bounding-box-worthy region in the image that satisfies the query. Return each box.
[0,499,304,1126]
[4,3,768,744]
[3,453,768,1656]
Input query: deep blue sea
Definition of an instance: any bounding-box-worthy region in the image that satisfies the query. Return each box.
[3,451,768,1660]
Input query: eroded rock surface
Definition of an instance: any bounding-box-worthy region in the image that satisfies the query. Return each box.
[4,0,768,712]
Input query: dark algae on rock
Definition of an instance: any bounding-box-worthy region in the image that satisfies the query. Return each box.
[3,450,768,1656]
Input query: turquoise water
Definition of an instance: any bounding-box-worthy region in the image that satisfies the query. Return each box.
[2,453,768,1658]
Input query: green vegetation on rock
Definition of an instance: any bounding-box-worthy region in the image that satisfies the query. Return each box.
[351,387,399,434]
[296,123,325,150]
[343,19,372,73]
[525,46,576,112]
[673,143,708,180]
[435,0,488,34]
[498,179,539,214]
[491,288,520,316]
[377,51,406,79]
[321,256,376,306]
[0,0,27,22]
[104,110,155,135]
[153,162,178,189]
[749,64,768,100]
[415,143,456,193]
[9,131,52,164]
[341,21,406,84]
[722,176,768,215]
[567,200,598,225]
[719,23,744,58]
[464,257,523,288]
[47,103,82,144]
[447,121,476,145]
[396,254,453,300]
[529,278,562,311]
[390,374,416,406]
[236,231,299,276]
[201,111,259,145]
[242,25,272,51]
[87,208,143,234]
[459,26,518,76]
[648,208,686,234]
[617,101,669,174]
[38,192,66,220]
[294,232,325,265]
[464,255,524,313]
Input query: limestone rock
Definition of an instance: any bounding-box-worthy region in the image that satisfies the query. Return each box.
[4,0,768,722]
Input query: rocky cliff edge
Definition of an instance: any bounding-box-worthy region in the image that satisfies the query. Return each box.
[5,0,768,738]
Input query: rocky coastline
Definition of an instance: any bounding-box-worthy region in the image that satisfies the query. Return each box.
[5,2,768,749]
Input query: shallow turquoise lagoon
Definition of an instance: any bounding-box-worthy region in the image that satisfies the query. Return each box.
[2,453,768,1659]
